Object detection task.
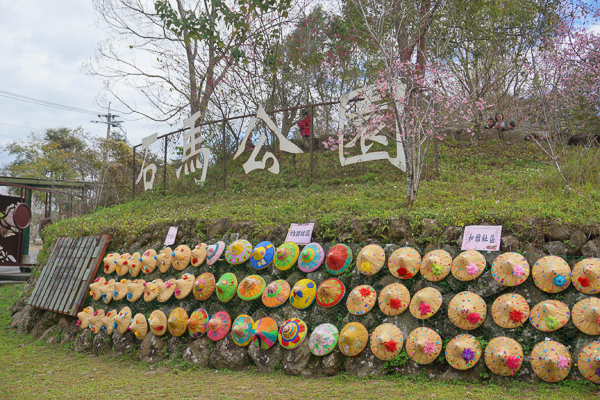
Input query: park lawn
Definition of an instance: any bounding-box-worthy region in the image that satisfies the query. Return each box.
[1,284,598,400]
[40,139,600,256]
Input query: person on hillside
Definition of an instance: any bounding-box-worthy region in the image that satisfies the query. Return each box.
[485,117,496,129]
[490,112,509,138]
[509,121,517,130]
[295,109,311,141]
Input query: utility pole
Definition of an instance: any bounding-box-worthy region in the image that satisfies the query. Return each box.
[91,102,126,161]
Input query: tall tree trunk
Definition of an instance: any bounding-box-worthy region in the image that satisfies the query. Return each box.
[176,0,199,115]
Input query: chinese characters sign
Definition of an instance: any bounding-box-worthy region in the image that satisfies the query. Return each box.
[135,84,409,192]
[164,227,178,246]
[285,223,315,245]
[461,225,502,251]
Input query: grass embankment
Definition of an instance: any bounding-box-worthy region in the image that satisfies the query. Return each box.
[1,284,597,399]
[43,139,600,247]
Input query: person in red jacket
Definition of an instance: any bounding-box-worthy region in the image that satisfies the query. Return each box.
[296,109,311,140]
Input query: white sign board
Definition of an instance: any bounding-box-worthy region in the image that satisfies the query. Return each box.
[461,225,502,251]
[164,226,178,246]
[285,223,315,245]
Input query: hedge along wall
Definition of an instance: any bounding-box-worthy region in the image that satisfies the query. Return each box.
[73,236,598,382]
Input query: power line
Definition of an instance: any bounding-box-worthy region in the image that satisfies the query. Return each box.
[0,90,99,115]
[0,122,43,131]
[0,77,93,101]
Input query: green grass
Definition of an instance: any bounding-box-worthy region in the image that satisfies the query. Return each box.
[1,284,598,399]
[42,139,600,246]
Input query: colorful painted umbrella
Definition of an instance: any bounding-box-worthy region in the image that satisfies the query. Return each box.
[325,244,353,275]
[231,315,254,347]
[262,279,291,308]
[289,279,317,310]
[252,317,278,349]
[237,275,266,301]
[388,247,421,279]
[278,318,308,350]
[216,272,238,303]
[298,243,325,272]
[274,242,299,271]
[207,311,231,341]
[316,278,346,308]
[225,240,253,265]
[250,241,275,270]
[309,323,339,356]
[188,308,209,338]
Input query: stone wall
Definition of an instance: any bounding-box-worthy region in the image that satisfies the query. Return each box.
[11,218,600,382]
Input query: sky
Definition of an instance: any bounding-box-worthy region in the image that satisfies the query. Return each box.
[0,0,164,167]
[0,0,598,169]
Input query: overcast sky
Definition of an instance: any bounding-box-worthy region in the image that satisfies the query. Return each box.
[0,1,598,169]
[0,0,164,167]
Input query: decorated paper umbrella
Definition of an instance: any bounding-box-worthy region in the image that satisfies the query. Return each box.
[356,244,385,275]
[206,241,225,266]
[191,243,207,267]
[370,323,404,361]
[225,240,253,265]
[193,273,215,301]
[388,247,421,279]
[309,323,339,356]
[101,309,117,335]
[250,241,275,270]
[99,279,115,304]
[168,307,189,337]
[231,314,253,346]
[114,307,132,334]
[127,313,148,340]
[252,317,278,349]
[148,310,168,336]
[571,258,600,295]
[88,309,106,334]
[175,273,195,300]
[409,287,442,320]
[298,243,325,273]
[448,292,487,330]
[289,279,317,309]
[127,252,142,277]
[262,279,291,308]
[531,340,572,382]
[77,306,94,329]
[216,272,238,303]
[102,253,119,274]
[451,250,486,281]
[156,247,173,273]
[115,253,131,277]
[188,309,209,339]
[274,242,299,271]
[491,293,530,328]
[577,342,600,383]
[143,279,163,302]
[406,327,442,364]
[158,279,176,302]
[112,279,131,301]
[237,275,266,301]
[171,245,192,271]
[140,249,157,274]
[532,255,571,293]
[572,297,600,335]
[346,285,376,315]
[89,277,106,301]
[529,300,570,332]
[491,252,530,286]
[279,318,308,350]
[325,244,353,275]
[420,250,452,281]
[484,337,524,376]
[316,278,346,308]
[445,334,482,370]
[339,322,368,357]
[129,313,148,340]
[207,311,232,341]
[126,279,146,302]
[378,283,410,316]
